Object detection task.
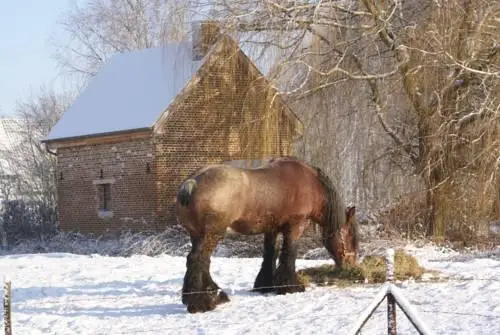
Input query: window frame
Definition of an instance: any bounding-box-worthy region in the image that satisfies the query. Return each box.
[93,178,115,218]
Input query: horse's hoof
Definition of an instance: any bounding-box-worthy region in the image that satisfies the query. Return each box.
[186,296,217,313]
[275,283,305,295]
[216,290,230,305]
[253,270,275,294]
[272,269,306,295]
[187,303,216,313]
[184,291,220,313]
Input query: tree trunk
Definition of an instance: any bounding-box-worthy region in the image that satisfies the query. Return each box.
[425,179,447,239]
[421,125,449,239]
[494,174,500,220]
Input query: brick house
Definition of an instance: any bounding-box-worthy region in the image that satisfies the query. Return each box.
[42,21,303,234]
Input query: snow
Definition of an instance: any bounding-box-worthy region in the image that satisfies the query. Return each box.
[1,244,499,334]
[44,44,204,142]
[43,35,290,143]
[44,26,303,143]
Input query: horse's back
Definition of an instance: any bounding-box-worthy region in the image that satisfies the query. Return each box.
[237,159,324,219]
[176,158,325,234]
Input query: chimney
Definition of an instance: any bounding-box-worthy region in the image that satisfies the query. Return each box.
[192,20,221,61]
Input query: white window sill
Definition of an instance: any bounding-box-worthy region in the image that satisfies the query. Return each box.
[98,210,114,218]
[93,178,116,185]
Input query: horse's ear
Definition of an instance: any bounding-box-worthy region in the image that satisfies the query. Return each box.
[346,206,356,220]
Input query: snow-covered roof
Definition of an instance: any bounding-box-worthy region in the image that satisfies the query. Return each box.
[45,42,204,142]
[44,30,302,143]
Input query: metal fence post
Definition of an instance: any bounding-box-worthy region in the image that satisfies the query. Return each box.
[386,248,396,335]
[348,248,431,335]
[3,277,12,335]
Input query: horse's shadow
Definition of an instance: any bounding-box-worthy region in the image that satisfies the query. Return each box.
[12,278,180,301]
[12,279,262,317]
[18,303,187,317]
[12,279,183,316]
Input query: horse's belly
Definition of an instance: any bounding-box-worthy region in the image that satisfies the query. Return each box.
[228,219,269,235]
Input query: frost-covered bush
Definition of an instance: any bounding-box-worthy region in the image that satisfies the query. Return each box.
[0,199,58,247]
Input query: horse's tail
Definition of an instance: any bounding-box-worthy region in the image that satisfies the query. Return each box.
[177,179,198,207]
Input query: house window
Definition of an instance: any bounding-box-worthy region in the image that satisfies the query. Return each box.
[98,183,111,211]
[93,178,115,218]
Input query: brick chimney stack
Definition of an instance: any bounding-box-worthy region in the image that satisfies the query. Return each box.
[192,20,221,61]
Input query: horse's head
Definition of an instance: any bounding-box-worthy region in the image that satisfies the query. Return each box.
[323,206,359,268]
[340,206,359,266]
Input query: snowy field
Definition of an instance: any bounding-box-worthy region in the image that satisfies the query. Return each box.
[1,244,499,335]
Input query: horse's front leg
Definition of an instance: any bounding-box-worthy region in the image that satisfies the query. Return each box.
[253,231,279,293]
[273,220,308,295]
[182,232,228,313]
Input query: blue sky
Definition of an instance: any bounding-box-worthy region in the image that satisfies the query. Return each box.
[0,1,73,116]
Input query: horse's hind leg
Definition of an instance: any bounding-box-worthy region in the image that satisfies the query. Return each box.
[182,232,228,313]
[253,231,278,293]
[273,221,307,295]
[202,256,230,305]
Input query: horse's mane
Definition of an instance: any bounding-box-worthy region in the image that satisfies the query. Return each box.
[312,165,359,252]
[312,166,345,237]
[270,157,345,232]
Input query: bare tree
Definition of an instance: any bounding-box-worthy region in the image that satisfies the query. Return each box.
[208,0,500,239]
[359,0,499,237]
[2,87,72,207]
[0,87,73,243]
[52,0,195,81]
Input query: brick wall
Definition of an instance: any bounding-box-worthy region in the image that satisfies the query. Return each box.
[56,135,157,234]
[154,41,298,227]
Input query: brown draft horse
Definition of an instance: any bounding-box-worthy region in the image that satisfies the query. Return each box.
[175,156,359,313]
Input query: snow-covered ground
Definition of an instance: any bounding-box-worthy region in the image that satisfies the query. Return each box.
[1,244,499,335]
